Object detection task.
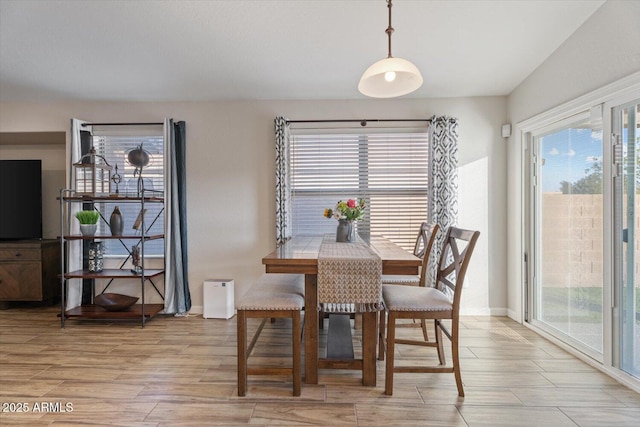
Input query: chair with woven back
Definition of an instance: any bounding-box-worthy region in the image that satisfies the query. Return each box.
[379,226,480,397]
[377,222,439,357]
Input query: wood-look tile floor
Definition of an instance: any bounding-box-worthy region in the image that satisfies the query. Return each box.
[1,306,639,426]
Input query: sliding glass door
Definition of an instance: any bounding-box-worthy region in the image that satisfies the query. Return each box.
[530,112,604,359]
[524,78,640,388]
[613,100,639,379]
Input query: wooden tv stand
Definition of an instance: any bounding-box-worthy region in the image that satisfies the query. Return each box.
[0,239,61,309]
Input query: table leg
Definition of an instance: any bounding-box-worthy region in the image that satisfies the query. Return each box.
[362,311,377,386]
[305,274,318,384]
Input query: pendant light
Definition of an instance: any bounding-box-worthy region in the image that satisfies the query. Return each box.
[358,0,423,98]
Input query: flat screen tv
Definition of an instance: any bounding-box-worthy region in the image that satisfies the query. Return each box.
[0,160,43,240]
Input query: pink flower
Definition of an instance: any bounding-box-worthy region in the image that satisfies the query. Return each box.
[347,199,356,208]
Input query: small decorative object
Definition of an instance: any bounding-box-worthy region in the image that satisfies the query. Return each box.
[324,198,366,242]
[109,206,124,236]
[126,144,151,197]
[88,241,104,272]
[94,293,139,312]
[132,208,147,231]
[110,164,122,195]
[131,245,142,274]
[75,210,100,236]
[73,146,112,196]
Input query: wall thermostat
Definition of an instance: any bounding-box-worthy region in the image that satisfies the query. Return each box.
[501,124,512,138]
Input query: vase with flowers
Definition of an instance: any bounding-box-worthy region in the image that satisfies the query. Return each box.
[323,198,366,242]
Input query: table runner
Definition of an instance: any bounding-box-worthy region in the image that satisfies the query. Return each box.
[317,234,382,312]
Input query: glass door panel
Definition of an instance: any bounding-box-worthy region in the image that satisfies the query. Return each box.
[532,113,604,357]
[614,101,639,378]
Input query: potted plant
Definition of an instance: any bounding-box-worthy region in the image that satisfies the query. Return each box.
[75,210,100,236]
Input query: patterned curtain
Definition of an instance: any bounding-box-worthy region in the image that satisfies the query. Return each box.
[427,115,459,286]
[275,116,291,246]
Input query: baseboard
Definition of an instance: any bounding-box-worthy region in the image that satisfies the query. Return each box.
[190,305,203,315]
[507,309,520,323]
[459,307,508,316]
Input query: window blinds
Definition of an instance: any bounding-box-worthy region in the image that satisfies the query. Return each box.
[290,131,429,250]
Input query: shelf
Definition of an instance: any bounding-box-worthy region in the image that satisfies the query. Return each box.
[64,268,164,279]
[63,234,164,241]
[61,195,163,202]
[61,303,164,320]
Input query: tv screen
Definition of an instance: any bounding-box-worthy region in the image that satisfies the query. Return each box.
[0,160,43,240]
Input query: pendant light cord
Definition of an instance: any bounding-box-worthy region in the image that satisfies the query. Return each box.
[386,0,394,58]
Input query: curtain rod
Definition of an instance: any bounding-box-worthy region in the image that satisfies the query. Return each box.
[81,122,163,127]
[286,119,431,126]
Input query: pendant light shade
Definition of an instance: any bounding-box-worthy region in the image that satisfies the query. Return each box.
[358,0,423,98]
[358,57,423,98]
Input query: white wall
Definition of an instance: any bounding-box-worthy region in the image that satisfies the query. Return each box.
[506,0,640,321]
[0,96,507,315]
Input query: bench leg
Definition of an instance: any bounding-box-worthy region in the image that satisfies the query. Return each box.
[292,310,301,396]
[237,310,247,397]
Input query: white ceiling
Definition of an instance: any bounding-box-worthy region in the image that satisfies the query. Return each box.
[0,0,605,102]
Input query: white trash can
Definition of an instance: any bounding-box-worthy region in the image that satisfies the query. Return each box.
[203,279,235,319]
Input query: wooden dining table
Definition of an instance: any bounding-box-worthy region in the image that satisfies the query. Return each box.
[262,234,421,386]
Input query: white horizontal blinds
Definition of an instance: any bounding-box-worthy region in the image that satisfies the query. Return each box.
[367,133,429,249]
[291,134,361,238]
[93,134,165,256]
[290,130,428,250]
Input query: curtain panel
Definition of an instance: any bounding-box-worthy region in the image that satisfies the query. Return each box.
[427,115,459,285]
[66,119,88,309]
[275,116,291,246]
[164,119,191,315]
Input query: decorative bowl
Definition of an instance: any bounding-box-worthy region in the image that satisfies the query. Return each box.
[94,293,139,312]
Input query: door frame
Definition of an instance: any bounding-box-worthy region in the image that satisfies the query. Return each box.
[527,109,604,362]
[608,96,640,374]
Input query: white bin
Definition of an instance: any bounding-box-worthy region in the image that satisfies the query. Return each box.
[203,279,235,319]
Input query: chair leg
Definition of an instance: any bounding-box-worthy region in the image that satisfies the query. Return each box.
[378,309,386,361]
[420,319,430,341]
[237,310,247,397]
[384,313,397,396]
[435,319,446,365]
[451,320,464,397]
[292,310,301,396]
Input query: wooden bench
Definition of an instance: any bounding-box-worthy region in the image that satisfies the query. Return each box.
[236,274,305,396]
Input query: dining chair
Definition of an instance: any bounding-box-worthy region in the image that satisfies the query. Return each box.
[381,222,439,287]
[380,226,480,397]
[378,222,439,357]
[236,274,305,396]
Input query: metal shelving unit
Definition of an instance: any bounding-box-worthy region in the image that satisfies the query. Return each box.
[59,189,165,327]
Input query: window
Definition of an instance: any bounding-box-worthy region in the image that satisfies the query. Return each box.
[92,128,165,256]
[289,130,429,250]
